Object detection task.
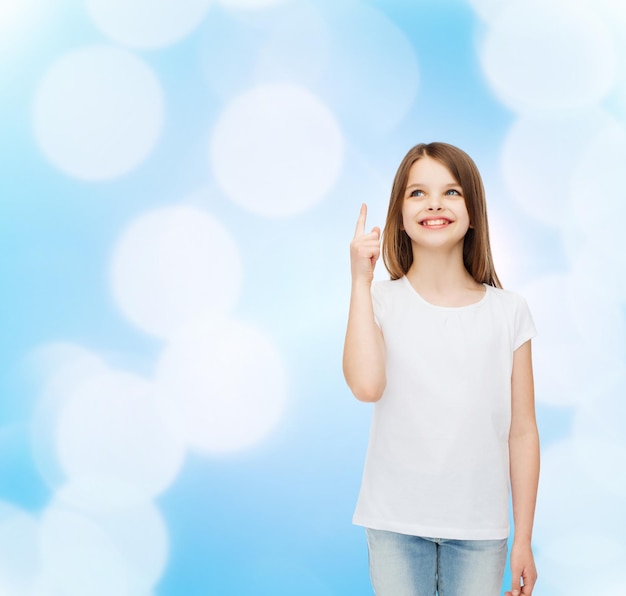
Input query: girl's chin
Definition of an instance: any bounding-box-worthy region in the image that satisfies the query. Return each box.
[409,236,466,250]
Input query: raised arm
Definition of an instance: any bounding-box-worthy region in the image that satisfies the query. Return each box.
[342,204,386,402]
[506,339,540,596]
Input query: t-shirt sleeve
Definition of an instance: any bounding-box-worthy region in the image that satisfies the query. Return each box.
[514,294,537,350]
[371,282,384,328]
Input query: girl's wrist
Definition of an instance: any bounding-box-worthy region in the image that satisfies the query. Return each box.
[512,535,533,547]
[351,277,373,289]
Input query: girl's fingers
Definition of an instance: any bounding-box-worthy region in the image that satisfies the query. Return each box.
[352,228,380,246]
[354,203,367,239]
[350,206,380,279]
[358,231,380,243]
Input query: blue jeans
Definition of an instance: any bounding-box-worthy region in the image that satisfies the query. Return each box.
[366,528,507,596]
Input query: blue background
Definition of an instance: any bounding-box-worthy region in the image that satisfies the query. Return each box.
[1,0,625,594]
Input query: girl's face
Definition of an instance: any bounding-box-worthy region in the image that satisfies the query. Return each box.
[401,156,471,252]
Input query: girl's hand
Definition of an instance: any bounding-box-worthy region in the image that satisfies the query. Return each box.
[505,542,537,596]
[350,203,380,284]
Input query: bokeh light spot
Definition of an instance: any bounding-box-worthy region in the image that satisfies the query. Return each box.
[323,3,419,134]
[572,377,626,496]
[536,531,625,594]
[29,343,110,490]
[55,370,186,501]
[33,45,163,180]
[156,318,288,453]
[255,2,330,89]
[0,503,41,594]
[217,0,288,10]
[210,83,344,217]
[86,0,212,49]
[569,239,626,302]
[480,0,616,112]
[534,440,626,547]
[51,493,169,595]
[570,121,626,250]
[501,109,618,227]
[110,205,243,338]
[40,506,128,596]
[523,274,625,406]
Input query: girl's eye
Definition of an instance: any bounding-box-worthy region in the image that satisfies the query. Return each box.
[446,189,461,196]
[409,189,424,197]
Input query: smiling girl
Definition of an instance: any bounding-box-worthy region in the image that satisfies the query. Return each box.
[343,143,539,596]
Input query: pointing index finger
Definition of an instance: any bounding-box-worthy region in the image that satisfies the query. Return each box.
[354,203,367,238]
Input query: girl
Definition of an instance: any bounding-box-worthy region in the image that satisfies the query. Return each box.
[343,142,539,596]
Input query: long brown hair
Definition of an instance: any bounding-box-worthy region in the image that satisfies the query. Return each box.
[382,142,501,288]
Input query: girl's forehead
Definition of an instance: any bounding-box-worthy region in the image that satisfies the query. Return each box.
[407,156,457,184]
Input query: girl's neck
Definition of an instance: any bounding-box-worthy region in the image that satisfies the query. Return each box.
[405,249,484,306]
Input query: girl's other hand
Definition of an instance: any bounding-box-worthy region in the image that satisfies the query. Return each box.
[350,203,380,284]
[505,542,537,596]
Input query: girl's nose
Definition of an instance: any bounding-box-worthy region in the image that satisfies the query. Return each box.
[426,193,442,211]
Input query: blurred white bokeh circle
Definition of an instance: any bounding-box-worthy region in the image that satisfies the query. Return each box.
[90,500,168,596]
[26,342,108,387]
[217,0,288,9]
[110,205,243,338]
[200,3,329,102]
[50,495,168,596]
[156,318,288,453]
[523,274,626,406]
[501,109,618,227]
[593,0,626,32]
[39,499,168,596]
[55,369,186,501]
[534,440,626,548]
[86,0,212,49]
[255,2,331,89]
[480,0,616,112]
[0,503,41,595]
[55,476,154,513]
[535,439,626,594]
[39,506,128,596]
[572,376,626,497]
[570,120,626,250]
[29,344,110,490]
[33,45,163,180]
[569,240,626,302]
[210,83,344,217]
[323,3,419,134]
[535,532,625,595]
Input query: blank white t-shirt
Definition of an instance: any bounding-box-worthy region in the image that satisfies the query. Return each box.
[353,276,537,539]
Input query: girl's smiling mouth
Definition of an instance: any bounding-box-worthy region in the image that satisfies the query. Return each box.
[419,217,452,227]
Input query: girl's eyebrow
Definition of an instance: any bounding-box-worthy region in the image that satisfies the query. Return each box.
[406,182,460,189]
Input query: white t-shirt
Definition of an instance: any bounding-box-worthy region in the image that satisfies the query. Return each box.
[353,276,537,540]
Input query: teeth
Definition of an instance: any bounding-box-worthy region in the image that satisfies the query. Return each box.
[422,219,448,226]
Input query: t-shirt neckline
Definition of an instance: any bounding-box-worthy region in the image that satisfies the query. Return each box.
[401,276,490,310]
